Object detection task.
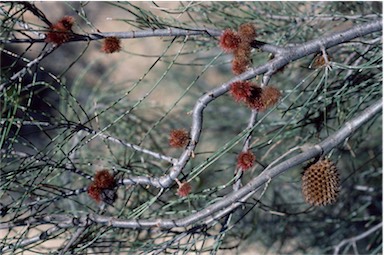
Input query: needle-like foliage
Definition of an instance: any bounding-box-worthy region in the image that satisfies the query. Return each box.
[0,2,382,254]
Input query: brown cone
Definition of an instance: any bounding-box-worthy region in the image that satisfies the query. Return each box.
[302,159,340,206]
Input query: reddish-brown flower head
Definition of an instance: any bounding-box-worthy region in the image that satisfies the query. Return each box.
[232,57,250,75]
[177,181,192,197]
[238,23,256,43]
[94,169,116,189]
[102,37,122,54]
[229,81,253,102]
[234,42,251,60]
[45,16,75,45]
[244,85,264,110]
[169,129,190,148]
[56,16,75,30]
[88,170,117,204]
[260,86,281,110]
[87,183,102,203]
[219,29,241,52]
[237,150,256,170]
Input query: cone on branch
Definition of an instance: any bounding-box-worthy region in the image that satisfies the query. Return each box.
[302,159,340,206]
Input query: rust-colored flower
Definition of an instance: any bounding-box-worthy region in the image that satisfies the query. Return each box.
[94,169,116,189]
[87,183,102,203]
[238,23,256,43]
[302,159,340,206]
[234,42,252,61]
[101,37,122,54]
[232,57,250,75]
[88,169,117,204]
[219,29,241,52]
[244,85,264,110]
[177,181,192,197]
[237,150,256,170]
[45,16,75,45]
[260,86,281,110]
[229,81,253,102]
[169,129,190,148]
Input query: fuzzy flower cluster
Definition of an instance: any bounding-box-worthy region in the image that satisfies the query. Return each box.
[237,150,256,170]
[230,81,281,111]
[87,169,117,204]
[177,181,192,197]
[219,23,257,75]
[45,16,75,45]
[101,37,122,54]
[169,129,190,148]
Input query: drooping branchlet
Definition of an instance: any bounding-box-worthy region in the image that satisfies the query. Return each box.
[302,159,340,206]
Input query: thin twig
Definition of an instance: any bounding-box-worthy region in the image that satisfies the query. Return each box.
[0,226,62,253]
[59,226,86,255]
[333,222,382,255]
[6,99,380,230]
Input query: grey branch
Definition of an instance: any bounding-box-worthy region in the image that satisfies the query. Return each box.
[158,19,382,191]
[2,20,381,193]
[0,46,56,91]
[2,28,221,44]
[0,226,61,253]
[1,19,381,238]
[333,222,382,255]
[3,99,380,230]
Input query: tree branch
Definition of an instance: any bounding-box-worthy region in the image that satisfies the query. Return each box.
[4,99,380,230]
[333,222,382,255]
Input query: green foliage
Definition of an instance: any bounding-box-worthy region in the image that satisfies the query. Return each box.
[0,2,381,254]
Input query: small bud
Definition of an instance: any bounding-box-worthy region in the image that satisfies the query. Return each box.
[177,181,192,197]
[237,150,256,170]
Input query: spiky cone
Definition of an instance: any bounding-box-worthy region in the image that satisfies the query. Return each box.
[302,159,340,206]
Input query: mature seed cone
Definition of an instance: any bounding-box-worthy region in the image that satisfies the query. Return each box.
[302,159,340,206]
